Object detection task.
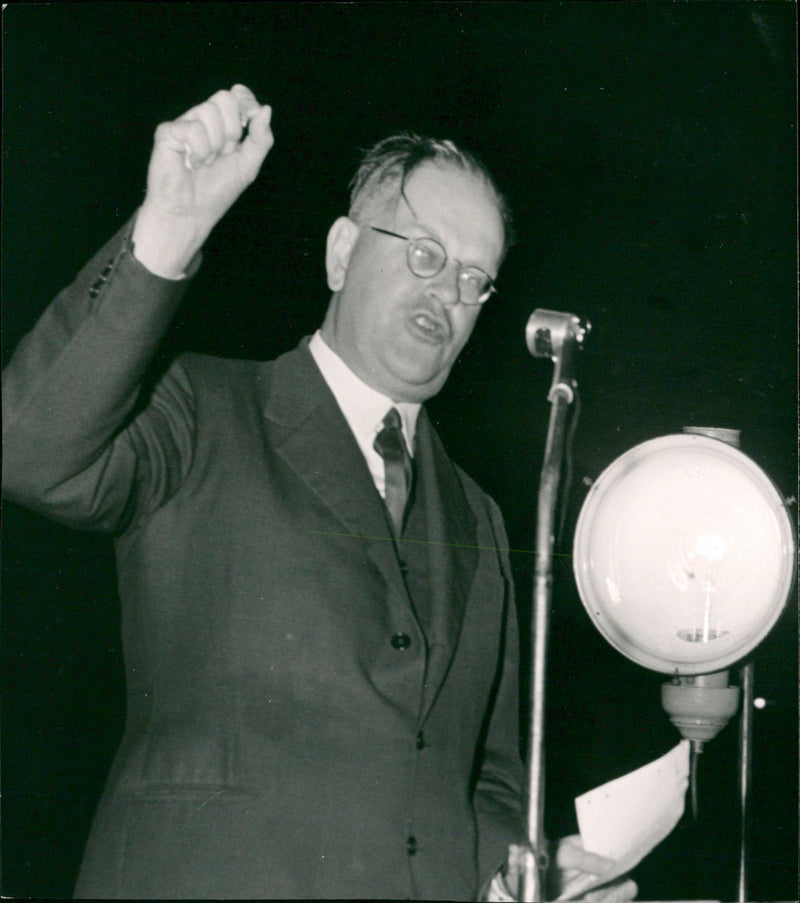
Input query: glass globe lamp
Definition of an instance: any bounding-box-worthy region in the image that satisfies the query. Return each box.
[573,432,794,677]
[573,431,795,744]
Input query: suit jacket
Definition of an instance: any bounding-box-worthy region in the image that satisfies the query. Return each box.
[2,224,525,900]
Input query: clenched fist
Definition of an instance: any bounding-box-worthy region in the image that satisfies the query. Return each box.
[132,85,274,278]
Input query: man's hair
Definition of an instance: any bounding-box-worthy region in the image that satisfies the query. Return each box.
[348,133,515,257]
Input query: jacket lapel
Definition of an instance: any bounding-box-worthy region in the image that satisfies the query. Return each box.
[262,340,406,599]
[413,410,479,721]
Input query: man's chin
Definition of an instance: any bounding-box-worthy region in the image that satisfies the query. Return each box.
[385,370,450,404]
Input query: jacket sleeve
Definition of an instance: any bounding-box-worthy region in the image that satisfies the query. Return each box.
[473,496,528,892]
[2,218,199,533]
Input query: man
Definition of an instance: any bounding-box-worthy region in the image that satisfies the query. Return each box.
[3,86,635,901]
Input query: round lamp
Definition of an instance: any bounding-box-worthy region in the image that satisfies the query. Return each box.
[573,433,795,676]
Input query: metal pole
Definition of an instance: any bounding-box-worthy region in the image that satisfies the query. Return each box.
[737,661,754,903]
[521,389,573,902]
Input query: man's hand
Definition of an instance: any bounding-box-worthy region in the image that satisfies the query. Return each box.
[132,85,274,278]
[493,838,638,902]
[552,835,638,902]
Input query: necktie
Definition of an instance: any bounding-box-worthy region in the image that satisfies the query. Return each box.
[374,407,412,537]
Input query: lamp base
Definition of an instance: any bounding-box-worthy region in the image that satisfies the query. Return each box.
[661,670,740,743]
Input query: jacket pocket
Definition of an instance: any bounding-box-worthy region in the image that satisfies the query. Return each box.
[136,721,246,792]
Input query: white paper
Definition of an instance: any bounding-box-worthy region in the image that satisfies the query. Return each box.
[575,740,690,876]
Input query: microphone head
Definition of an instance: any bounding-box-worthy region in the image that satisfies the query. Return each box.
[526,309,591,359]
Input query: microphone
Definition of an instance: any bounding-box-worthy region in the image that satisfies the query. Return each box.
[521,309,591,902]
[525,309,590,402]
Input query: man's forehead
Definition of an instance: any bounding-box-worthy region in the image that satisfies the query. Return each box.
[401,162,505,261]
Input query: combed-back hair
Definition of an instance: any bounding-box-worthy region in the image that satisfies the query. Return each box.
[348,133,515,256]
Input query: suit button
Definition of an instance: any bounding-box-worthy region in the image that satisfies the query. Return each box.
[391,632,411,650]
[416,730,426,750]
[406,835,418,856]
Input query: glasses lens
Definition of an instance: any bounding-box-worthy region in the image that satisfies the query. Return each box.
[402,234,494,305]
[407,238,445,278]
[459,268,493,305]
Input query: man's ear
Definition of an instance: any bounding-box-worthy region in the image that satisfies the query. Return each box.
[325,216,360,291]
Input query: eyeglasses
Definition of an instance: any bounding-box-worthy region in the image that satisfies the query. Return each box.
[369,226,498,306]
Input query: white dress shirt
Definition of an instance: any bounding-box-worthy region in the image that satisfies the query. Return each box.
[308,331,420,500]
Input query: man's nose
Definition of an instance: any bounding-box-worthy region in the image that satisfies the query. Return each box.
[424,262,460,307]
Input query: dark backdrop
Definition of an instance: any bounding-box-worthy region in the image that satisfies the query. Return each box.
[2,3,796,900]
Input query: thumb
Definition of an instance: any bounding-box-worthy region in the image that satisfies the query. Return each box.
[239,103,275,179]
[246,104,274,153]
[557,841,615,876]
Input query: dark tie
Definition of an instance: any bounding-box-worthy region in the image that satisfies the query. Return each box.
[374,407,412,537]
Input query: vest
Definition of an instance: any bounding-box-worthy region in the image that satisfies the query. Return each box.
[395,462,434,644]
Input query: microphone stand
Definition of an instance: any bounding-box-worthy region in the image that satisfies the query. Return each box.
[518,311,589,902]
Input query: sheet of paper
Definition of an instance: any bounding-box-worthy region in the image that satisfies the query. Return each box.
[575,740,690,876]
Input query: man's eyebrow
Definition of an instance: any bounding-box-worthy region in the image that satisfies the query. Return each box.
[405,217,438,238]
[397,205,445,244]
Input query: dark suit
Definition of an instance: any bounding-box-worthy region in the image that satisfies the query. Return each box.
[2,224,525,899]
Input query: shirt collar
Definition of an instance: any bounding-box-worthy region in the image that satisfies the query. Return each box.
[308,331,420,456]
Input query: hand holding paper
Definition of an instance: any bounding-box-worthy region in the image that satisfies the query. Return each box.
[554,835,639,902]
[557,741,691,900]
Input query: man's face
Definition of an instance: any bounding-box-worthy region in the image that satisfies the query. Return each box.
[321,161,505,403]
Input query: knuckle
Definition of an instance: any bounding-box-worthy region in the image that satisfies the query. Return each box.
[205,99,235,138]
[198,100,221,125]
[185,120,207,142]
[178,102,203,122]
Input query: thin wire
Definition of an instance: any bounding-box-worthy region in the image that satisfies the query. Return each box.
[690,741,701,820]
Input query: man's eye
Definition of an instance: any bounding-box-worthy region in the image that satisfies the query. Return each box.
[460,270,484,290]
[410,242,440,266]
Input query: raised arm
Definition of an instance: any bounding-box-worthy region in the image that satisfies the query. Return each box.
[2,87,274,529]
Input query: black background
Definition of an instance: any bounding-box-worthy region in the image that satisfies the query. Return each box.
[2,3,797,900]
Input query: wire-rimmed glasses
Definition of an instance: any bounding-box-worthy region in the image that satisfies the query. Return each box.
[369,226,497,306]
